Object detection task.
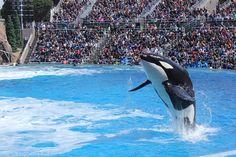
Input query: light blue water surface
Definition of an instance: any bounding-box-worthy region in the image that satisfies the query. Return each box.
[0,65,235,157]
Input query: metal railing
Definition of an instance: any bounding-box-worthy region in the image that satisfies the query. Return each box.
[34,18,236,32]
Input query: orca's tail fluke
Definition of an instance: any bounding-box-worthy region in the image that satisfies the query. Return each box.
[129,80,151,92]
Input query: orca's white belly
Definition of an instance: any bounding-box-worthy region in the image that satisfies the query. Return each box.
[175,104,195,124]
[141,61,177,118]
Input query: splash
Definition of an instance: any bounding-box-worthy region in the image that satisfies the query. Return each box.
[177,123,218,143]
[169,106,218,143]
[128,76,133,86]
[196,91,213,125]
[163,90,218,143]
[199,149,236,157]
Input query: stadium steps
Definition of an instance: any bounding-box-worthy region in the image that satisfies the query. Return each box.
[50,0,64,22]
[91,30,110,62]
[25,31,38,64]
[139,0,161,18]
[19,22,38,64]
[191,0,219,13]
[220,0,233,9]
[76,0,98,21]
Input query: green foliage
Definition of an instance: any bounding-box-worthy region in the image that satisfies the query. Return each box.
[33,0,53,22]
[6,15,17,52]
[219,0,227,4]
[12,14,23,48]
[53,0,60,6]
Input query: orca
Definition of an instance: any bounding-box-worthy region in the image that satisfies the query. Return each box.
[129,54,196,128]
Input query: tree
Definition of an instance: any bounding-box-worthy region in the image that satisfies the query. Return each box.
[1,0,34,23]
[53,0,60,6]
[12,14,23,48]
[33,0,53,22]
[6,15,17,52]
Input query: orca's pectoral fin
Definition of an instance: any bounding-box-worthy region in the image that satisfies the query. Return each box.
[163,81,195,102]
[129,80,151,92]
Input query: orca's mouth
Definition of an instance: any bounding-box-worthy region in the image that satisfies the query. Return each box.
[140,55,149,62]
[140,54,151,62]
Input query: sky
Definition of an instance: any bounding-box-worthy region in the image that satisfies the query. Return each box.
[0,0,3,9]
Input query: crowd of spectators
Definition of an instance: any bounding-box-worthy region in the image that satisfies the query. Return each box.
[97,23,235,69]
[52,0,90,22]
[147,0,198,21]
[86,0,153,22]
[147,0,236,25]
[215,1,236,21]
[31,23,103,63]
[31,0,236,69]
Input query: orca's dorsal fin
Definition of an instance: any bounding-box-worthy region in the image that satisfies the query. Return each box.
[163,81,195,102]
[129,80,151,92]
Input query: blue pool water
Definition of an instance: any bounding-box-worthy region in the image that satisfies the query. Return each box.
[0,65,236,157]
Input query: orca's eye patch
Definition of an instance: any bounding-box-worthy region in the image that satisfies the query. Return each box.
[159,61,174,69]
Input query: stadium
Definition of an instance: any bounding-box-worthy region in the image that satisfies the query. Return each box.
[0,0,235,156]
[29,0,235,69]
